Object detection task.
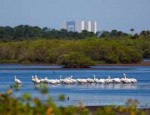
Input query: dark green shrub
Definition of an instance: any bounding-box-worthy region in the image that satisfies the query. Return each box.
[57,52,96,68]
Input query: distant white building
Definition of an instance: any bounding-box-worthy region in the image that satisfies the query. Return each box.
[81,21,86,31]
[94,21,97,34]
[61,20,97,33]
[88,21,92,32]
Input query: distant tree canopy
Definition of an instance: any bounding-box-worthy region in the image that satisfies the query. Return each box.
[0,25,150,41]
[99,29,150,39]
[0,25,95,40]
[100,30,127,38]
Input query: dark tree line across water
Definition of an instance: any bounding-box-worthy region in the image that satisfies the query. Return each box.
[1,25,150,40]
[0,25,150,67]
[0,25,96,40]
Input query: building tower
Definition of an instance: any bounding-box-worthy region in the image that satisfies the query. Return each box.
[66,21,76,32]
[61,20,97,33]
[94,21,97,34]
[81,21,85,31]
[88,21,92,32]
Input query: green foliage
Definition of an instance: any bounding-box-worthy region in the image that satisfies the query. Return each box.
[0,25,96,40]
[0,37,149,66]
[22,93,31,101]
[40,84,48,95]
[94,106,115,115]
[126,99,139,108]
[10,83,20,91]
[57,52,96,68]
[0,25,150,41]
[58,94,66,101]
[100,30,128,38]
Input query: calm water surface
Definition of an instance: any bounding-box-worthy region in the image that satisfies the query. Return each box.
[0,64,150,107]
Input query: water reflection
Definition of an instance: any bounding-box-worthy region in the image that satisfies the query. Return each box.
[98,84,137,89]
[30,83,137,90]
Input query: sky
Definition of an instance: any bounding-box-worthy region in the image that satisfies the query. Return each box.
[0,0,150,33]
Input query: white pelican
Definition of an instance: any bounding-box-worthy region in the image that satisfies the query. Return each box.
[39,78,45,83]
[54,79,61,84]
[63,77,72,84]
[60,76,64,83]
[121,73,132,84]
[32,75,36,84]
[76,78,87,84]
[105,76,113,84]
[113,78,121,84]
[70,76,77,84]
[43,77,49,84]
[130,78,137,84]
[32,75,41,84]
[99,79,105,84]
[93,75,99,83]
[14,76,22,84]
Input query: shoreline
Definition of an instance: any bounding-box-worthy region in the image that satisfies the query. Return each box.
[0,61,150,67]
[97,61,150,66]
[85,106,150,113]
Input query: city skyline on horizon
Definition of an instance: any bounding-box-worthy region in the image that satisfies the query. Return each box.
[0,0,150,33]
[61,20,97,34]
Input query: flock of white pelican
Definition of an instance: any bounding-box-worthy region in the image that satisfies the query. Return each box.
[14,73,137,85]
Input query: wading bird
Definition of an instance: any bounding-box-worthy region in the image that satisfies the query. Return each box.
[14,76,22,84]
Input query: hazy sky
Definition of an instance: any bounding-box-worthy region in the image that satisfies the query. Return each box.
[0,0,150,33]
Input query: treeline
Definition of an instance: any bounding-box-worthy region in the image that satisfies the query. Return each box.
[0,25,150,40]
[0,25,95,40]
[0,38,150,67]
[99,29,150,39]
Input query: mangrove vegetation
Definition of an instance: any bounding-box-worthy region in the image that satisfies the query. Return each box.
[0,25,150,67]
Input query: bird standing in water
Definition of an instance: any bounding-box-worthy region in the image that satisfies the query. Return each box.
[14,76,22,84]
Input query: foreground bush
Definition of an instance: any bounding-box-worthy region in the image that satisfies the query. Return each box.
[0,86,149,115]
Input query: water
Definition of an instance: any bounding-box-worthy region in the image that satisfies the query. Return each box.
[0,64,150,107]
